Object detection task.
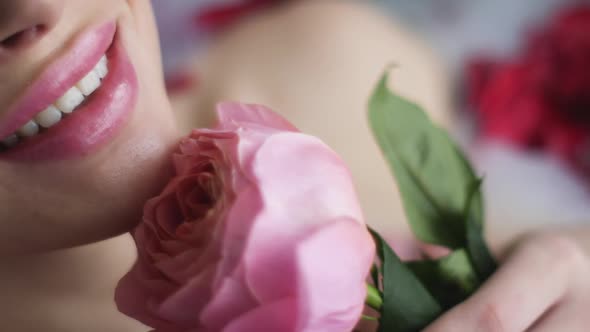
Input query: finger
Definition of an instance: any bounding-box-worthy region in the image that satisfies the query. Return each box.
[424,236,577,332]
[528,301,583,332]
[529,279,590,332]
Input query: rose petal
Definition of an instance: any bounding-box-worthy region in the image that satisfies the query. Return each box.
[244,132,364,302]
[295,218,375,331]
[215,185,263,280]
[222,298,298,332]
[116,263,179,331]
[157,265,217,326]
[250,132,364,230]
[200,272,259,331]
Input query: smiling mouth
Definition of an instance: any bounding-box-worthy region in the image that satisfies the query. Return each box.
[0,22,139,162]
[0,55,109,151]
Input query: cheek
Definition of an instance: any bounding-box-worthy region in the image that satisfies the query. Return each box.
[0,0,179,256]
[125,0,163,76]
[120,0,174,127]
[0,133,176,256]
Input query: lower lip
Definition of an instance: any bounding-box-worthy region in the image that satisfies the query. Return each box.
[0,31,138,162]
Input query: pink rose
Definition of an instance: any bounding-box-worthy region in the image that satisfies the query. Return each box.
[115,102,375,332]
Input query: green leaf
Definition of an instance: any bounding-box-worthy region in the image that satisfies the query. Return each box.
[366,284,383,311]
[457,154,484,229]
[362,315,379,321]
[466,223,496,281]
[368,72,497,278]
[370,264,380,290]
[463,178,497,280]
[406,249,480,309]
[369,73,475,249]
[370,230,442,332]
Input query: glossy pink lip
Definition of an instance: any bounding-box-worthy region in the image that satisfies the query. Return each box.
[0,21,138,162]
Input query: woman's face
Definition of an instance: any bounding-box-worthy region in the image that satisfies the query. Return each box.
[0,0,179,255]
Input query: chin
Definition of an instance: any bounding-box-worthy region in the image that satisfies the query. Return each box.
[0,14,180,255]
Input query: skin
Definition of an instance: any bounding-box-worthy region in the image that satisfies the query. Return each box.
[0,0,177,330]
[0,0,179,255]
[425,230,590,331]
[0,0,588,331]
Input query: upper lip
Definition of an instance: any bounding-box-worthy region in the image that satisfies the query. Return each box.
[0,22,116,140]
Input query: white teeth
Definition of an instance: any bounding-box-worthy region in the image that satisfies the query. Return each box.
[55,86,85,114]
[17,120,40,137]
[1,53,108,148]
[35,105,62,128]
[77,70,101,96]
[2,134,18,147]
[94,55,108,79]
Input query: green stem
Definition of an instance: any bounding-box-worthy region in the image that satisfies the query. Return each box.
[365,284,383,311]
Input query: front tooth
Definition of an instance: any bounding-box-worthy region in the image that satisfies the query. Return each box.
[17,120,39,137]
[35,105,62,128]
[55,87,84,113]
[2,134,19,147]
[77,70,101,96]
[94,55,108,79]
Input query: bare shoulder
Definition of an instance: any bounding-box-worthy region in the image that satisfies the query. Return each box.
[173,0,451,231]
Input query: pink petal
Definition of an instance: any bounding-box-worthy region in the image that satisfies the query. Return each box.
[216,185,263,281]
[243,133,365,302]
[222,298,298,332]
[157,265,217,326]
[200,273,259,330]
[196,186,264,329]
[250,133,364,227]
[115,263,178,331]
[295,218,375,331]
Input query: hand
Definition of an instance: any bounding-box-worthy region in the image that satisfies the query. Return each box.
[424,233,590,331]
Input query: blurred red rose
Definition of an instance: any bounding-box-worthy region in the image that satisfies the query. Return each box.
[194,0,280,32]
[467,5,590,178]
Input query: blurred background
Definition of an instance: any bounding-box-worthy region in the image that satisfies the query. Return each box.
[151,0,590,235]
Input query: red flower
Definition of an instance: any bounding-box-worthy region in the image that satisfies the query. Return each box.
[194,0,280,32]
[165,71,197,95]
[467,5,590,178]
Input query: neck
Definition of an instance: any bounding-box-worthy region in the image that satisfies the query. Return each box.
[0,235,146,332]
